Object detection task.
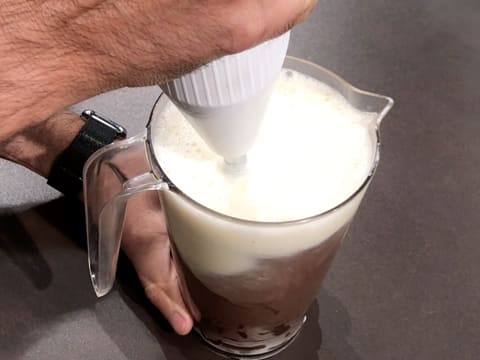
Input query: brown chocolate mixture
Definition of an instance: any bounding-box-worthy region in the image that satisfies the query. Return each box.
[172,225,349,345]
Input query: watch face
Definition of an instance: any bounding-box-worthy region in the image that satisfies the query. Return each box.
[81,110,127,139]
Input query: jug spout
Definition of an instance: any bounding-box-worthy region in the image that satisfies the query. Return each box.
[375,96,394,126]
[353,89,394,127]
[285,57,394,128]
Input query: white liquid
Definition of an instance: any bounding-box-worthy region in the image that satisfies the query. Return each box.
[150,69,378,275]
[154,69,377,222]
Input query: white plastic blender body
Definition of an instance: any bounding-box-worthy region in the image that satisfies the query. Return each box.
[160,32,290,163]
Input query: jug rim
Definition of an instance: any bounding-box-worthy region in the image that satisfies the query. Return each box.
[146,56,393,226]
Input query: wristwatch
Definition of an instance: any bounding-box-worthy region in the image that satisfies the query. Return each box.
[47,110,127,197]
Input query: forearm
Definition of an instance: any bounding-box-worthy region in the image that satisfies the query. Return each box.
[0,3,95,142]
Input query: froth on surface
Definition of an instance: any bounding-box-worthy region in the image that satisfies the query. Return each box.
[152,69,377,222]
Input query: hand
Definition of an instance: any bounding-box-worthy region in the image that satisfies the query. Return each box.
[0,109,195,335]
[53,0,317,88]
[1,0,317,138]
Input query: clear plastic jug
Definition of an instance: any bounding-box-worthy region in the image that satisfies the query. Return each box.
[83,57,393,359]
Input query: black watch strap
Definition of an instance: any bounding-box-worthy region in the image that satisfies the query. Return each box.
[47,110,127,197]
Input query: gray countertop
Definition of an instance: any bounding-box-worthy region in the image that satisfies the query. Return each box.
[1,1,480,359]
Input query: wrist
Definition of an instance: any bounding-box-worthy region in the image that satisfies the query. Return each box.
[0,111,84,178]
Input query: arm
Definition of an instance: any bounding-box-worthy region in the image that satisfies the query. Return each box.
[0,0,315,142]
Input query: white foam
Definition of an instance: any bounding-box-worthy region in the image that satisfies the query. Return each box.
[154,70,376,222]
[150,69,378,275]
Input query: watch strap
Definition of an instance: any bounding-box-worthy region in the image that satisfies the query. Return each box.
[47,110,127,197]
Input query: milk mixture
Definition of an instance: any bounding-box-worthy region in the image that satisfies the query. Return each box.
[153,69,377,223]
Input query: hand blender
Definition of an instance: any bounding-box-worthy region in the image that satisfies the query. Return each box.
[160,31,290,164]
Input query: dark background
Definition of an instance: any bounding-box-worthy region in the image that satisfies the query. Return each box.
[1,1,479,359]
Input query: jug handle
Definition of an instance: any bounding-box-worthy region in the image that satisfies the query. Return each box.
[83,133,167,297]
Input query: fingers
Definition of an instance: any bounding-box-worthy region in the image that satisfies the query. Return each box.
[261,0,318,35]
[295,0,318,25]
[145,282,193,335]
[127,229,195,336]
[121,191,194,335]
[216,0,317,54]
